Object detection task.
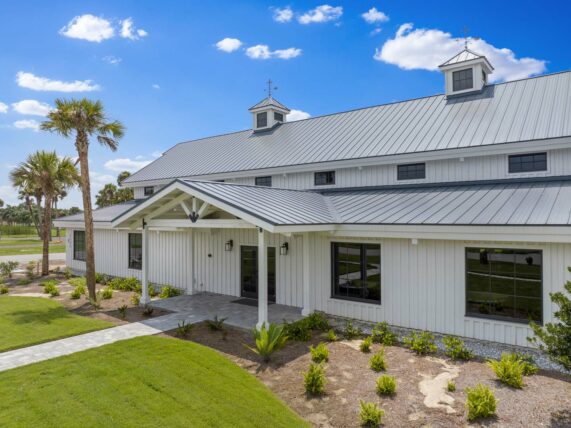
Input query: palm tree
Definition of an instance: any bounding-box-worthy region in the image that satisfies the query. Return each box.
[41,99,125,299]
[11,151,78,275]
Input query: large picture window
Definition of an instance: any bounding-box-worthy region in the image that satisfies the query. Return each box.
[332,242,381,304]
[73,230,86,261]
[128,233,143,270]
[466,248,542,323]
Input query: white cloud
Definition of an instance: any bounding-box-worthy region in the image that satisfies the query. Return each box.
[273,7,293,23]
[103,55,122,65]
[59,14,114,42]
[104,158,151,173]
[246,44,302,60]
[13,119,40,131]
[152,84,160,90]
[288,109,311,121]
[16,71,100,92]
[120,17,148,40]
[12,100,52,116]
[375,23,546,82]
[151,150,163,158]
[298,5,342,24]
[370,28,382,36]
[0,102,7,113]
[0,184,20,206]
[362,7,388,24]
[216,37,243,53]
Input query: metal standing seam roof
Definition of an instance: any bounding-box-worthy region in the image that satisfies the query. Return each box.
[124,71,571,185]
[439,48,486,67]
[56,200,138,223]
[249,96,290,112]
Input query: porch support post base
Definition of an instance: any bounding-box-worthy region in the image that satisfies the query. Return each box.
[257,228,268,329]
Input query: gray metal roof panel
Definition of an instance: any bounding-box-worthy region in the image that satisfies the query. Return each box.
[439,49,483,66]
[56,201,138,223]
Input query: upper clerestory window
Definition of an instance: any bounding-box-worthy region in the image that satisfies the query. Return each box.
[508,152,547,174]
[314,171,335,186]
[397,163,426,181]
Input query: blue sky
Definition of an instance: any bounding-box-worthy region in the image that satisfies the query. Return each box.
[1,0,569,207]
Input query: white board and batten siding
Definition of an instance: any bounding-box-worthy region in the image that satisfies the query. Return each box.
[308,234,571,348]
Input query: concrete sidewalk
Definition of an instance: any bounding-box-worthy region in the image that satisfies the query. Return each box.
[0,253,66,264]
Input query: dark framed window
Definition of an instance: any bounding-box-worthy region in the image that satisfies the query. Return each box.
[453,68,473,91]
[274,112,284,122]
[397,163,426,180]
[144,186,154,196]
[314,171,335,186]
[466,247,542,324]
[128,233,143,270]
[73,230,86,261]
[332,242,381,304]
[257,112,268,128]
[508,152,547,173]
[255,176,272,187]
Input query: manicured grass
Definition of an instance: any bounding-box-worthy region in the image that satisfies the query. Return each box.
[0,297,112,352]
[0,244,65,256]
[0,336,310,428]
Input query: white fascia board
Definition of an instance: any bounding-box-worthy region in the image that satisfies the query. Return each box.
[148,219,255,229]
[122,136,571,188]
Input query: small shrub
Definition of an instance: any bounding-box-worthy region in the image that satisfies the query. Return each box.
[148,283,158,298]
[360,336,373,353]
[447,380,456,392]
[108,277,141,292]
[95,272,110,285]
[131,293,141,306]
[17,278,32,286]
[63,267,73,279]
[514,353,539,376]
[245,323,288,362]
[465,384,497,421]
[284,319,312,341]
[304,363,326,395]
[68,277,86,288]
[0,276,5,284]
[43,281,58,295]
[0,284,8,294]
[142,305,154,317]
[101,286,113,300]
[0,261,19,278]
[371,322,398,346]
[118,304,128,319]
[176,320,194,337]
[49,287,60,297]
[403,331,437,355]
[370,349,387,372]
[376,375,397,396]
[159,285,182,298]
[344,320,363,339]
[442,336,474,360]
[70,287,83,300]
[89,298,101,310]
[305,312,330,331]
[487,353,524,388]
[359,401,384,427]
[326,329,338,342]
[25,261,36,279]
[310,342,329,363]
[207,315,227,331]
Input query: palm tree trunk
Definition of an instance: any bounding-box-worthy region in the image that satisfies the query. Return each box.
[41,195,53,276]
[77,138,97,300]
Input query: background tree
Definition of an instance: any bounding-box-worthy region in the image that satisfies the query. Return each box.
[11,151,78,275]
[0,199,3,208]
[117,171,131,185]
[42,99,124,300]
[95,171,134,208]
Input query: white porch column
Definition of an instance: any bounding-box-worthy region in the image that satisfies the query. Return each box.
[257,228,268,329]
[189,228,195,295]
[140,219,150,306]
[302,232,313,316]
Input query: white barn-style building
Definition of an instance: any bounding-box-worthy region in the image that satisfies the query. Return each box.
[55,49,571,348]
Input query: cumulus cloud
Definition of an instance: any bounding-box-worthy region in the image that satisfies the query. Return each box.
[216,37,243,53]
[298,5,342,24]
[152,84,160,90]
[103,55,122,65]
[288,109,311,121]
[0,185,20,206]
[14,119,40,131]
[16,71,100,92]
[362,7,389,24]
[246,44,301,60]
[59,14,114,42]
[104,158,152,173]
[12,100,52,116]
[0,102,7,113]
[375,23,546,82]
[273,7,294,23]
[120,18,148,40]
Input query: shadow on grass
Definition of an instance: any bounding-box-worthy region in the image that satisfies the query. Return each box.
[7,305,77,325]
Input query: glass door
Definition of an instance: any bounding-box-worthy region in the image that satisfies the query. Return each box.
[240,246,276,302]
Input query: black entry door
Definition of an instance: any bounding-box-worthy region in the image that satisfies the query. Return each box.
[240,246,276,302]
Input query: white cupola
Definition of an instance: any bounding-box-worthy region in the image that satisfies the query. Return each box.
[249,82,290,132]
[438,48,493,98]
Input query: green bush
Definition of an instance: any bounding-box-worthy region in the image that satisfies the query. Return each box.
[360,336,373,353]
[310,342,329,363]
[70,287,83,300]
[403,331,437,355]
[487,353,524,388]
[207,315,227,331]
[17,278,32,286]
[305,312,330,331]
[159,285,182,298]
[43,282,58,295]
[376,375,397,396]
[371,322,398,346]
[442,336,474,360]
[370,349,387,372]
[447,380,456,392]
[118,304,128,319]
[148,283,158,298]
[0,284,8,294]
[0,276,5,284]
[245,323,288,362]
[304,363,326,395]
[68,277,86,288]
[101,287,113,300]
[176,320,194,337]
[515,353,539,376]
[465,384,497,421]
[0,261,19,278]
[283,319,312,341]
[89,297,102,310]
[25,261,36,279]
[344,320,363,339]
[131,293,141,306]
[49,287,60,297]
[63,267,73,279]
[359,401,384,427]
[326,329,338,342]
[95,273,109,285]
[108,277,141,292]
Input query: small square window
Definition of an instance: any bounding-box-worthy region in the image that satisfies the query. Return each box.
[257,112,268,128]
[314,171,335,186]
[508,153,547,174]
[255,176,272,187]
[144,186,154,196]
[274,112,284,122]
[397,163,426,181]
[452,68,474,91]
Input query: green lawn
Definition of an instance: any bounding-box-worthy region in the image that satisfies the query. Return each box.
[0,297,112,352]
[0,244,65,256]
[0,336,309,428]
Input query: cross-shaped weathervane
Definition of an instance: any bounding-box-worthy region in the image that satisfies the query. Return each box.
[460,26,480,49]
[266,79,278,97]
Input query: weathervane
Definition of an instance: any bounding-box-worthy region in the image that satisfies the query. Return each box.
[266,79,278,98]
[459,26,480,49]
